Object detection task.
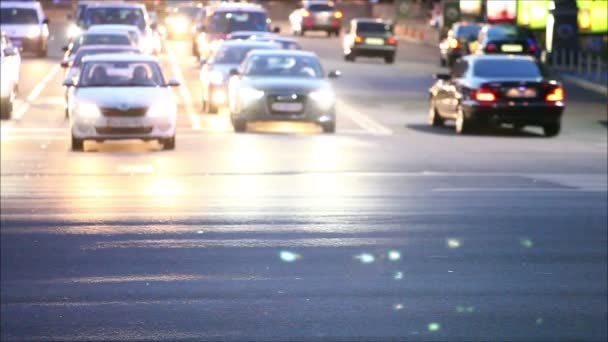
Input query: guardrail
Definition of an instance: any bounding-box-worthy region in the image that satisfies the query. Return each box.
[544,49,608,85]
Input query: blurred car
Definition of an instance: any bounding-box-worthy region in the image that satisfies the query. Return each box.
[64,54,180,151]
[0,1,49,57]
[62,31,137,66]
[66,0,97,40]
[61,45,141,117]
[164,3,204,39]
[200,40,280,114]
[252,36,302,50]
[194,3,273,61]
[428,55,564,136]
[226,30,274,41]
[228,50,341,133]
[80,2,159,54]
[1,33,21,119]
[469,24,541,60]
[439,22,481,67]
[289,0,343,37]
[343,18,397,64]
[86,24,143,50]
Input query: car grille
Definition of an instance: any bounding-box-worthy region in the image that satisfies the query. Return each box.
[95,127,153,135]
[267,94,307,115]
[100,106,148,117]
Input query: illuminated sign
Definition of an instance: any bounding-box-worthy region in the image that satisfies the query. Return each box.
[577,0,608,33]
[486,0,517,23]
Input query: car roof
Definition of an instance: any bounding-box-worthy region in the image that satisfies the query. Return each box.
[87,25,140,32]
[247,49,317,58]
[84,2,146,9]
[208,3,266,13]
[220,40,280,48]
[82,53,159,63]
[82,31,130,37]
[76,44,140,52]
[0,1,42,9]
[352,18,390,24]
[229,31,274,36]
[254,36,297,43]
[464,54,536,63]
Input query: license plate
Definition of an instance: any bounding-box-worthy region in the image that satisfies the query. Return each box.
[501,44,523,53]
[506,87,537,98]
[106,118,144,127]
[365,38,384,45]
[272,102,303,112]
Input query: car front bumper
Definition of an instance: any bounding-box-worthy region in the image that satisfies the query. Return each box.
[233,97,335,125]
[71,115,176,140]
[462,101,565,125]
[351,44,396,57]
[8,36,45,52]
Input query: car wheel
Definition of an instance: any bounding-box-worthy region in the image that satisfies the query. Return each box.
[428,100,444,127]
[71,135,84,151]
[455,106,475,134]
[232,118,247,132]
[543,123,561,137]
[322,122,335,133]
[384,55,395,64]
[0,100,13,120]
[162,136,176,150]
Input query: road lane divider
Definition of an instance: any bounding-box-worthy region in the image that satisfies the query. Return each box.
[336,99,393,135]
[10,64,61,121]
[167,44,201,130]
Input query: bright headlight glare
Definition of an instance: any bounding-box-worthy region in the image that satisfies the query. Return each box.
[240,87,264,105]
[309,89,335,109]
[27,26,41,38]
[76,102,101,118]
[147,103,174,117]
[67,25,81,38]
[209,71,224,85]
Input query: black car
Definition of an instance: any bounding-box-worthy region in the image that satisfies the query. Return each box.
[342,18,397,64]
[470,24,541,59]
[439,22,481,67]
[429,55,565,136]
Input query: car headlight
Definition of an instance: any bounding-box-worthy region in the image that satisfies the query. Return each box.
[67,25,81,39]
[239,87,264,106]
[75,102,101,118]
[26,26,41,38]
[209,70,224,85]
[147,102,175,117]
[170,18,188,33]
[309,88,335,110]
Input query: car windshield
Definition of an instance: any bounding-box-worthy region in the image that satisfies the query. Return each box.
[173,6,200,20]
[84,7,146,31]
[357,22,392,34]
[488,25,535,40]
[213,45,277,64]
[455,24,481,39]
[473,59,541,78]
[0,8,38,24]
[308,4,334,11]
[74,49,138,67]
[208,11,268,33]
[79,61,164,87]
[244,55,323,78]
[81,33,133,46]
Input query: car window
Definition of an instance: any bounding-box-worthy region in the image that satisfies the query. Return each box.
[74,49,138,67]
[487,26,535,40]
[79,61,165,87]
[207,11,268,33]
[81,34,133,46]
[244,55,323,78]
[356,22,392,34]
[214,45,275,64]
[455,25,481,40]
[473,59,542,78]
[84,7,146,31]
[0,8,39,24]
[308,4,334,11]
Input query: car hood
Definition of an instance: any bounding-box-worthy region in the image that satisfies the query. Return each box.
[243,77,328,93]
[74,87,173,108]
[0,24,40,38]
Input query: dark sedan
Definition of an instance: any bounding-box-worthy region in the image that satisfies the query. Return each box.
[228,50,340,133]
[469,24,541,60]
[429,55,565,136]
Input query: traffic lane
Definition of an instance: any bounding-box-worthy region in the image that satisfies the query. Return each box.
[1,176,606,341]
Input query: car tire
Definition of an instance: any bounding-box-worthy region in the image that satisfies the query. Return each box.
[428,100,444,127]
[71,135,84,151]
[162,136,176,150]
[455,106,475,134]
[345,52,356,62]
[0,100,12,120]
[385,55,395,64]
[232,118,247,132]
[543,123,561,137]
[322,122,335,133]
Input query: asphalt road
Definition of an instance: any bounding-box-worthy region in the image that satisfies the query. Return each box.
[1,23,607,341]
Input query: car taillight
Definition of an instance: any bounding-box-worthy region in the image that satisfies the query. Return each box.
[546,87,564,102]
[334,11,343,19]
[386,37,397,45]
[448,37,460,49]
[528,44,538,53]
[302,9,311,17]
[486,43,498,52]
[474,87,497,102]
[355,36,364,43]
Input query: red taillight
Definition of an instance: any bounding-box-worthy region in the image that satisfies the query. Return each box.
[448,37,460,49]
[546,87,564,102]
[386,37,397,45]
[486,44,498,52]
[475,87,497,102]
[334,11,343,19]
[528,44,538,52]
[355,36,364,43]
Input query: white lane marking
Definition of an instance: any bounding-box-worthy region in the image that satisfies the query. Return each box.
[336,99,393,135]
[116,164,155,174]
[167,44,201,130]
[25,65,61,103]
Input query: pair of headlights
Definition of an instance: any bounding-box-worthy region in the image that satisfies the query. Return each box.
[74,102,174,118]
[239,87,335,109]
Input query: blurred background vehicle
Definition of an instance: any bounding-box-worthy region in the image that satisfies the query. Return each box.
[62,30,138,67]
[468,24,541,60]
[200,39,280,114]
[439,22,481,67]
[86,24,143,51]
[343,18,397,64]
[429,55,565,136]
[0,0,49,57]
[289,0,343,37]
[227,50,341,133]
[252,35,302,50]
[65,54,180,151]
[1,32,21,119]
[226,30,274,41]
[164,2,204,40]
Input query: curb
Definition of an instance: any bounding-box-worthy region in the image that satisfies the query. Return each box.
[561,75,608,96]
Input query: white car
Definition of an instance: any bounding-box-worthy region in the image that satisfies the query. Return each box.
[64,54,180,151]
[1,32,21,119]
[86,25,143,51]
[0,1,49,57]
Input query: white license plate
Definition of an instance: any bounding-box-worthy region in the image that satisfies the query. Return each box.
[365,38,384,45]
[506,87,537,98]
[106,118,144,127]
[501,44,523,53]
[272,102,303,112]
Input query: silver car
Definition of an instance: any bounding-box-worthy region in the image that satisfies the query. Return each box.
[64,54,180,151]
[228,50,341,133]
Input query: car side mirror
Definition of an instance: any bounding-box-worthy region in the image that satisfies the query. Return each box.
[167,78,181,87]
[62,46,69,52]
[62,79,74,87]
[434,73,451,81]
[229,69,240,76]
[60,60,71,68]
[273,26,280,33]
[3,46,17,57]
[328,70,341,78]
[42,18,49,25]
